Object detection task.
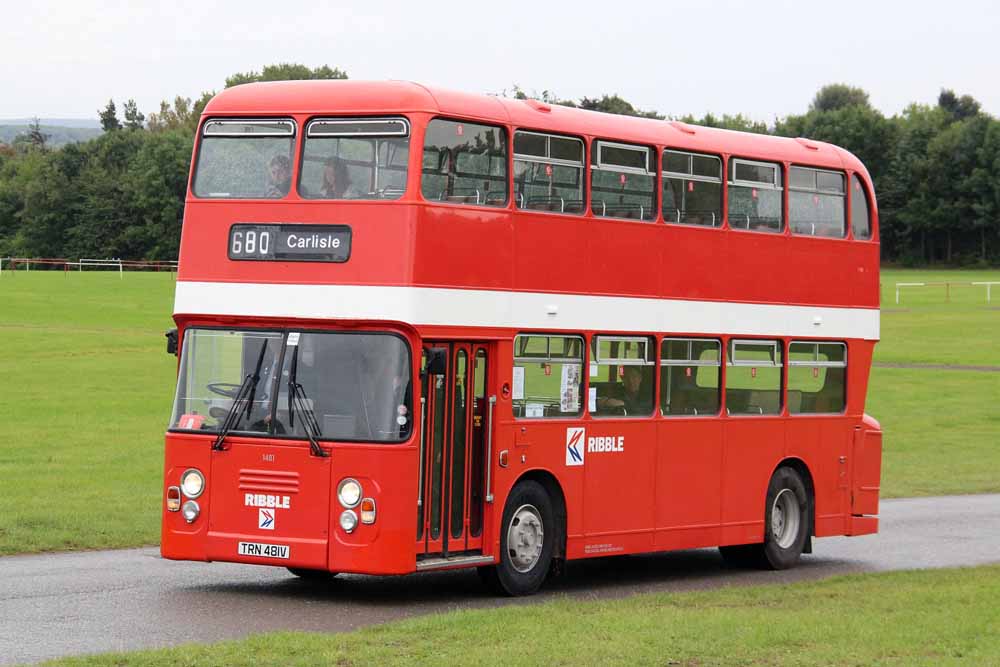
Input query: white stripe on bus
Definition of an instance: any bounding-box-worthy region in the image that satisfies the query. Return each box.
[173,281,880,340]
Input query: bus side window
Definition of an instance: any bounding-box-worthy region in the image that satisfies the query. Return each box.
[422,118,508,207]
[788,342,847,414]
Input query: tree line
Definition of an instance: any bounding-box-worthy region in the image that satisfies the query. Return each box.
[1,68,998,266]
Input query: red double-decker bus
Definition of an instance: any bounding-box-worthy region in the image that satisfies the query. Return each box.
[162,80,882,595]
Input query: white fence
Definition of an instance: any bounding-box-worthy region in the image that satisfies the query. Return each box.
[0,257,177,277]
[895,281,1000,304]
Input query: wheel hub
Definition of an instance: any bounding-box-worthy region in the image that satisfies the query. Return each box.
[771,488,801,549]
[507,504,544,573]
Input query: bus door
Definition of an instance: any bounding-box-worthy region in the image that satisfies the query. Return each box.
[417,342,491,556]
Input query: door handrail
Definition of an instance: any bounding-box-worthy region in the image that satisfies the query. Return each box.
[485,394,497,503]
[417,396,427,509]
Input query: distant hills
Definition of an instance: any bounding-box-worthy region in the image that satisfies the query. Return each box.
[0,118,103,147]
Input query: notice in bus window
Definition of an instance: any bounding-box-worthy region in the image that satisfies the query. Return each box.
[560,364,581,412]
[525,403,544,418]
[589,387,598,413]
[512,367,525,400]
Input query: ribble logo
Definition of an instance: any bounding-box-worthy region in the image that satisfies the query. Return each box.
[566,427,585,467]
[259,508,275,530]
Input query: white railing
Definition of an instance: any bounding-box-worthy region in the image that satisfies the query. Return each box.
[895,281,1000,304]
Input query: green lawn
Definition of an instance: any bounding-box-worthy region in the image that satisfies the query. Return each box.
[0,268,997,555]
[0,272,176,554]
[43,565,1000,666]
[879,269,1000,366]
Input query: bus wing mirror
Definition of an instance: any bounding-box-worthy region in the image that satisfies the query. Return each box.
[165,329,178,356]
[424,348,447,376]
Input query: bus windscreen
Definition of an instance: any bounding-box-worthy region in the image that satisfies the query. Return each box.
[171,329,413,443]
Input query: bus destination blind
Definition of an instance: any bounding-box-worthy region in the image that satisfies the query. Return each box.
[228,224,351,262]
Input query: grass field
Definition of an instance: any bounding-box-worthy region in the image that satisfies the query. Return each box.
[0,272,176,554]
[43,565,1000,666]
[0,268,998,554]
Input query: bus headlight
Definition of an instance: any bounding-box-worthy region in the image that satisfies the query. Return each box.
[182,500,201,523]
[180,469,205,499]
[337,478,362,508]
[339,509,359,533]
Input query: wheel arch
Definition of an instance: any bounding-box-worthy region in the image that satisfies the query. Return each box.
[512,469,567,561]
[773,457,816,539]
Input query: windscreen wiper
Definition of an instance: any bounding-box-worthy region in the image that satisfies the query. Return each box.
[212,340,269,452]
[287,345,328,458]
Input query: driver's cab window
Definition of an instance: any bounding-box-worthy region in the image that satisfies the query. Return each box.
[589,335,655,417]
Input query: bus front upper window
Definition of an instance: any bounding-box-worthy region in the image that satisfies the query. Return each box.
[299,118,410,200]
[193,119,296,199]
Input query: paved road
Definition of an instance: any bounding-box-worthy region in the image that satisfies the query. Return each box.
[3,494,999,665]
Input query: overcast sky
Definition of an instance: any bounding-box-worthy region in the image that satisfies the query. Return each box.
[2,0,998,123]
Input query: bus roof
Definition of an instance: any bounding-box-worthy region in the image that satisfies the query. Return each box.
[203,80,869,177]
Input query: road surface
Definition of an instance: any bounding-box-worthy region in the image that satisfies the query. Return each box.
[2,494,998,665]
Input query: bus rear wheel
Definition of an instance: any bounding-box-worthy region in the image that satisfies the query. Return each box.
[482,480,555,596]
[719,466,810,570]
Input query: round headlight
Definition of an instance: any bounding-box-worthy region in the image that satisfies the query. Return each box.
[337,478,362,508]
[339,509,359,533]
[180,469,205,499]
[182,500,201,523]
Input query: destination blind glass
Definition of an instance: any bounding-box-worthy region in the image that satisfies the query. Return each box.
[228,224,351,262]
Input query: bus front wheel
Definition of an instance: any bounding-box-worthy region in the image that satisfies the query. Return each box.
[482,480,555,596]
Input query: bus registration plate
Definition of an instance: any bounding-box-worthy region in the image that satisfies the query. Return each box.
[238,541,290,559]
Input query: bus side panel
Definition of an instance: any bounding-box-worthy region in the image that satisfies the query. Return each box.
[785,418,850,538]
[327,445,419,575]
[161,435,212,561]
[654,419,723,550]
[720,420,783,545]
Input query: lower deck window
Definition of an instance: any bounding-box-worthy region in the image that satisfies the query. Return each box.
[788,342,847,413]
[726,340,782,415]
[513,335,583,418]
[590,336,655,417]
[660,338,721,416]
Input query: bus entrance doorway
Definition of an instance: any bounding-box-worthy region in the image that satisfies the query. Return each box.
[417,342,491,557]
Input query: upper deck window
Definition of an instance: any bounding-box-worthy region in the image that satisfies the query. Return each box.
[728,158,783,233]
[299,117,410,200]
[789,166,846,238]
[850,174,872,240]
[421,119,508,206]
[513,131,585,214]
[662,150,722,227]
[591,141,656,221]
[193,119,296,199]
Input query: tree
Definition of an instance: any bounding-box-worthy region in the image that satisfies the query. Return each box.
[123,99,145,130]
[225,63,348,88]
[99,99,121,132]
[578,94,663,119]
[26,118,50,151]
[809,84,871,113]
[938,89,981,122]
[679,112,769,134]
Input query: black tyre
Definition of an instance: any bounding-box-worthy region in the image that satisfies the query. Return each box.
[718,467,810,570]
[286,567,338,581]
[484,480,556,596]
